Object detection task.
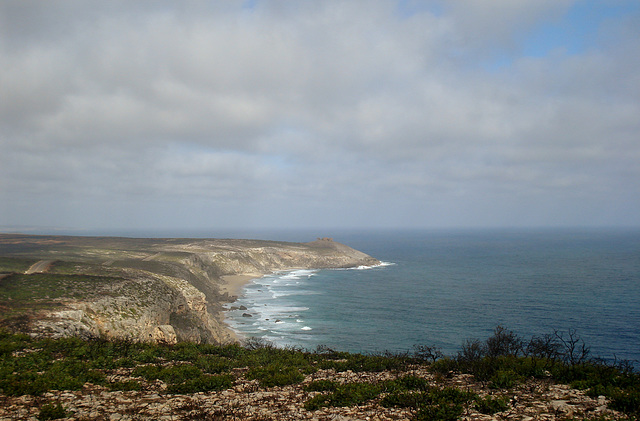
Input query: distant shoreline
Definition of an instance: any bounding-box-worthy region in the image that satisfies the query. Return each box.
[0,233,379,344]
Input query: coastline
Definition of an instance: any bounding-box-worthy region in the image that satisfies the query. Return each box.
[220,273,264,299]
[0,233,381,345]
[219,273,264,342]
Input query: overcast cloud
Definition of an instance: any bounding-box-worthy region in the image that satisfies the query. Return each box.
[1,0,639,232]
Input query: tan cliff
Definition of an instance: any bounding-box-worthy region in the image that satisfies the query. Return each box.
[0,234,379,344]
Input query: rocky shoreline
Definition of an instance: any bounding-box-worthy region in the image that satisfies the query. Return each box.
[0,234,379,344]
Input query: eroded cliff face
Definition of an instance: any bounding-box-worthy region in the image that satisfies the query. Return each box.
[0,234,379,344]
[33,272,234,344]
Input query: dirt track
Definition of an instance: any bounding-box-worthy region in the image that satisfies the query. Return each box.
[24,260,54,274]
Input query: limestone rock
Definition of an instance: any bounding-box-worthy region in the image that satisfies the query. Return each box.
[152,325,177,344]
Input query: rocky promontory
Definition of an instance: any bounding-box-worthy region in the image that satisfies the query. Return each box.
[0,234,379,344]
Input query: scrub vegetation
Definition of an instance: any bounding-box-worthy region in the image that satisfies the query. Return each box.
[0,327,638,420]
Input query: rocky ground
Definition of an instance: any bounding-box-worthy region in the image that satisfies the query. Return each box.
[0,365,621,421]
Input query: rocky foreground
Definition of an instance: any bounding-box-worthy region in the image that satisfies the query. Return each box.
[0,234,379,344]
[0,361,621,421]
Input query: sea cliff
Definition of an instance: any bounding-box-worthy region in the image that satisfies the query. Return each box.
[0,234,379,344]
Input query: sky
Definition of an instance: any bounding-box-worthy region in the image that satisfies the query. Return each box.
[1,0,639,233]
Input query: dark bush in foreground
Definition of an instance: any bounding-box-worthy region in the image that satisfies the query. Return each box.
[475,395,509,414]
[166,374,234,394]
[304,379,339,392]
[246,363,305,387]
[37,402,68,421]
[304,382,382,410]
[423,326,640,417]
[380,391,428,409]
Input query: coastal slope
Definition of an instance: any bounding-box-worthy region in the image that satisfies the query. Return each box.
[0,234,379,343]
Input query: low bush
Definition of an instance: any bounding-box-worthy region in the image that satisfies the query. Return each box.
[415,387,478,421]
[381,386,479,421]
[304,379,338,392]
[239,345,316,375]
[414,401,463,421]
[168,342,202,362]
[195,355,236,374]
[488,369,521,389]
[304,394,331,411]
[37,402,68,420]
[606,387,640,416]
[430,357,458,377]
[304,382,381,410]
[133,363,202,384]
[380,391,427,408]
[246,363,305,388]
[166,374,234,394]
[475,395,509,414]
[319,353,407,373]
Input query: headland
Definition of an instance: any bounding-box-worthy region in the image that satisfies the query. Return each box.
[0,233,379,344]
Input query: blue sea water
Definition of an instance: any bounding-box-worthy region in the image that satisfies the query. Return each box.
[226,229,640,363]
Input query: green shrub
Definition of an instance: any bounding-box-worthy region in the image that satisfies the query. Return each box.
[429,387,477,405]
[0,374,50,396]
[412,387,478,421]
[236,345,315,377]
[392,375,432,392]
[475,395,509,414]
[319,353,406,373]
[114,357,137,368]
[37,402,68,420]
[160,364,202,384]
[132,364,161,380]
[430,357,458,376]
[247,363,304,388]
[212,343,246,359]
[489,369,520,389]
[304,394,331,411]
[132,363,202,384]
[195,355,235,374]
[166,374,234,394]
[305,382,382,410]
[304,379,339,392]
[607,387,640,416]
[169,342,201,362]
[328,382,380,407]
[134,352,159,364]
[415,401,463,421]
[0,357,106,395]
[0,330,31,355]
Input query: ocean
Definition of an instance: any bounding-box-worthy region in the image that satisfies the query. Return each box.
[225,228,640,364]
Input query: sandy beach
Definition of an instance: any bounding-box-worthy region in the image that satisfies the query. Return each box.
[220,273,264,299]
[219,273,264,342]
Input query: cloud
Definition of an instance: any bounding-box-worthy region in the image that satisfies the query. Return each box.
[1,0,639,230]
